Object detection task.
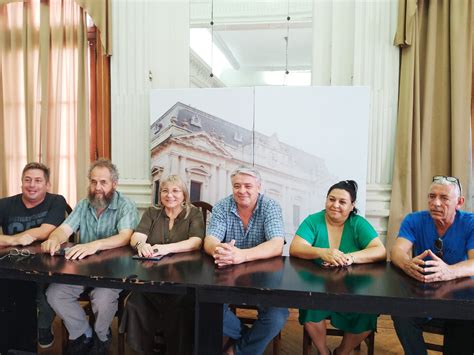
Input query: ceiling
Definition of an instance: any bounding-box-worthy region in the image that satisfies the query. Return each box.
[190,0,313,86]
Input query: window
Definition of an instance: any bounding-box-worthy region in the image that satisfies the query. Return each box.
[190,180,202,202]
[153,180,161,205]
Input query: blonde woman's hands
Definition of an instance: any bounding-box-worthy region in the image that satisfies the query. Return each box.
[137,242,155,257]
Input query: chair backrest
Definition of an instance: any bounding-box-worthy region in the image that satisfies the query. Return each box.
[191,201,213,227]
[65,203,78,243]
[420,320,444,352]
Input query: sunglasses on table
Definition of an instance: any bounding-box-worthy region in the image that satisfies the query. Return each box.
[433,237,444,259]
[0,248,35,261]
[432,175,462,194]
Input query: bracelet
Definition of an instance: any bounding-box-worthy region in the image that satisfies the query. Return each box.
[134,241,143,250]
[349,254,356,264]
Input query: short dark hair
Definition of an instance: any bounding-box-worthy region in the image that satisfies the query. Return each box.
[88,159,119,182]
[327,180,359,216]
[22,162,50,183]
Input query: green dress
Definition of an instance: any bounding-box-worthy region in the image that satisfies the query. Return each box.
[297,210,378,333]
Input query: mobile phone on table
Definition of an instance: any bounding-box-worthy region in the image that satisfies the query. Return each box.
[132,254,165,261]
[54,247,71,256]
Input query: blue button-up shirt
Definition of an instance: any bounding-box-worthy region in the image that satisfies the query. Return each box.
[64,191,139,244]
[207,194,285,249]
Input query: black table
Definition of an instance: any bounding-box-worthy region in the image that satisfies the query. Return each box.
[1,245,474,355]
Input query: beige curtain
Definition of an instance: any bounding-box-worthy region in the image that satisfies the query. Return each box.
[387,0,473,252]
[0,0,90,205]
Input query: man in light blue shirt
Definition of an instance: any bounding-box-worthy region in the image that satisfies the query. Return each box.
[204,166,288,355]
[42,159,138,355]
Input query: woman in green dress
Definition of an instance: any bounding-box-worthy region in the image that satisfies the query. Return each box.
[290,180,386,355]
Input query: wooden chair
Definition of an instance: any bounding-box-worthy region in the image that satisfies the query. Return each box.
[303,324,375,355]
[191,200,213,225]
[61,289,128,355]
[420,319,444,353]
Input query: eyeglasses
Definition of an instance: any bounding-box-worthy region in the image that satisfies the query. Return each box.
[0,248,35,261]
[434,237,444,259]
[432,175,462,194]
[160,189,182,195]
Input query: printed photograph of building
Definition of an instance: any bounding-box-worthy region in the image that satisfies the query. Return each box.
[150,101,335,237]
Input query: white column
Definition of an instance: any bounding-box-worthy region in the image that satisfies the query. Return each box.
[330,0,355,85]
[311,0,400,242]
[111,0,190,211]
[179,155,187,179]
[311,0,332,85]
[209,164,216,203]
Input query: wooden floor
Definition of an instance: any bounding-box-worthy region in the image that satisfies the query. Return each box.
[38,310,443,354]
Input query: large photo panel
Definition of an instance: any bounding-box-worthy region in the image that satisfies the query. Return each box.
[254,86,370,239]
[150,87,370,247]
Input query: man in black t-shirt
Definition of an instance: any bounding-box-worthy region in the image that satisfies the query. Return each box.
[0,162,67,351]
[0,163,67,245]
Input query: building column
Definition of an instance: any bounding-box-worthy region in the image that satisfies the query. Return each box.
[209,164,216,204]
[179,155,187,180]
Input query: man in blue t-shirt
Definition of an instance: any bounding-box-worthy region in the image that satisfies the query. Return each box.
[391,176,474,355]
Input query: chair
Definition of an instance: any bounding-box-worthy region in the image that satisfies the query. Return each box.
[420,320,444,353]
[61,289,128,354]
[303,324,375,355]
[191,200,213,226]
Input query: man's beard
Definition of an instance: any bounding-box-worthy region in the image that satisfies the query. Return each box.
[88,189,115,209]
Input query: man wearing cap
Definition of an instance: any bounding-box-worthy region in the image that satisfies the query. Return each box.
[204,166,288,355]
[391,175,474,355]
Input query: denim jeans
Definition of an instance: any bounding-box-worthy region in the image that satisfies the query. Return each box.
[392,316,431,355]
[392,316,474,355]
[36,282,55,330]
[223,304,288,355]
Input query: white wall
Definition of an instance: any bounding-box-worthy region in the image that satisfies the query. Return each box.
[111,0,190,209]
[111,0,399,242]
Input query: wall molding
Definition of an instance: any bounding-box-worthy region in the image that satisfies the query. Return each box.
[365,183,392,245]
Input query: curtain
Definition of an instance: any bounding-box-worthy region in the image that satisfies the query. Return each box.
[0,0,89,205]
[74,0,111,55]
[387,0,473,251]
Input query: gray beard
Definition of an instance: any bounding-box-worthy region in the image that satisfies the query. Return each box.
[88,189,115,209]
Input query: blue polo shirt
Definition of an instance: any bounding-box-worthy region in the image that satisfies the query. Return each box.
[398,210,474,264]
[207,193,285,249]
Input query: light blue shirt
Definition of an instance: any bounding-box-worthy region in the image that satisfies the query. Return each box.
[207,194,285,249]
[64,191,139,244]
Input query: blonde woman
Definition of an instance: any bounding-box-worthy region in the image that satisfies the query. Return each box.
[120,175,204,355]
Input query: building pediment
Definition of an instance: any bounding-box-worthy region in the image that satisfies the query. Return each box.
[171,132,233,159]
